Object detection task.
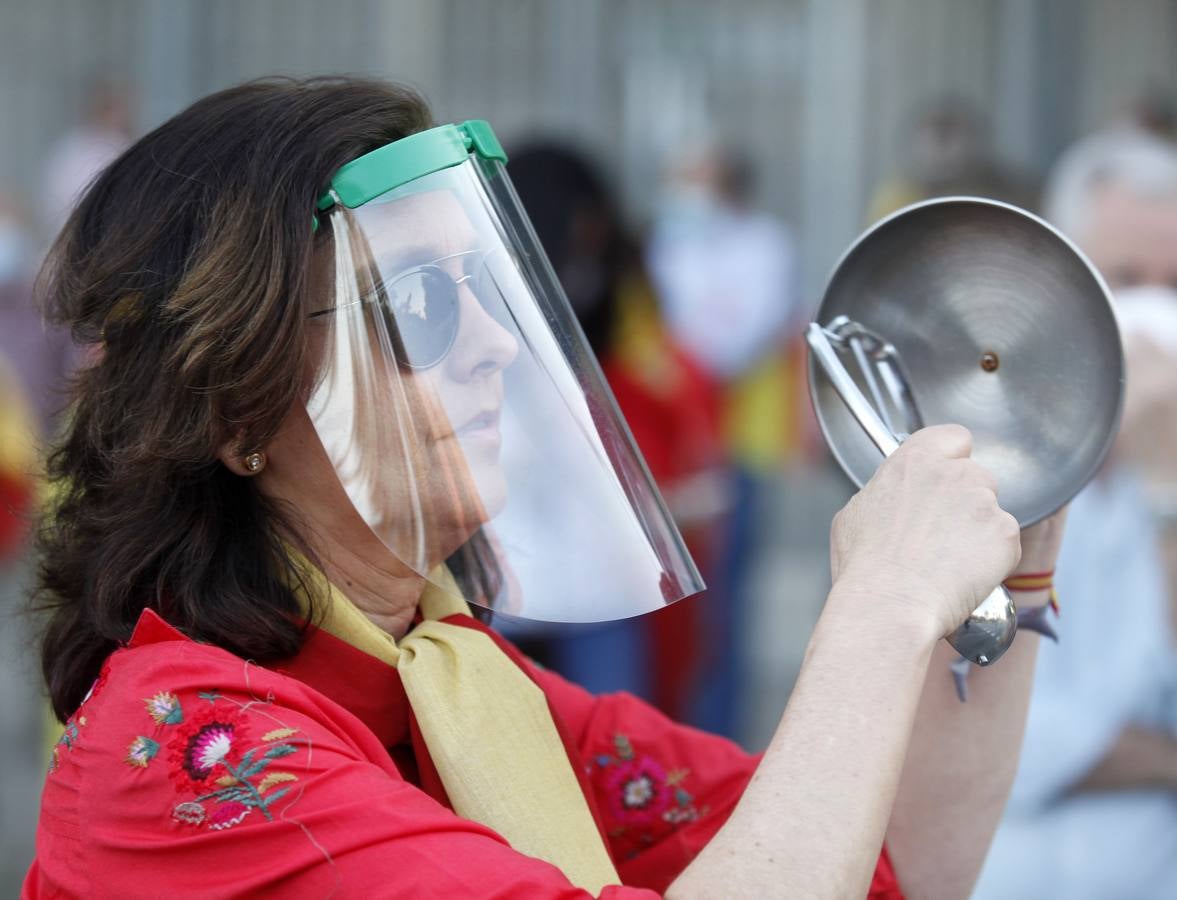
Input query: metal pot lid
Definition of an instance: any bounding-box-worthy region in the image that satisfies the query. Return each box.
[808,196,1125,527]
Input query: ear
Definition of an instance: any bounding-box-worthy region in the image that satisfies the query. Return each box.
[218,441,253,477]
[219,431,269,477]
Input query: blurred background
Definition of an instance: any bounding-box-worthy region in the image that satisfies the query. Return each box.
[1,1,1175,896]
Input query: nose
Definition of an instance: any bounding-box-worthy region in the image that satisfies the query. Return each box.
[445,282,519,382]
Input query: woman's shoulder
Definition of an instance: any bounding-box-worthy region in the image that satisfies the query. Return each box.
[31,610,405,895]
[32,613,596,898]
[55,610,306,746]
[48,609,389,780]
[42,611,395,828]
[106,607,258,684]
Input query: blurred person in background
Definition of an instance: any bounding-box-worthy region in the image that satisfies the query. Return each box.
[646,146,803,738]
[0,355,36,561]
[41,75,134,240]
[506,144,727,722]
[23,76,1070,899]
[0,351,40,889]
[869,96,1039,221]
[0,197,54,889]
[1117,287,1177,602]
[1126,86,1177,143]
[974,128,1177,900]
[0,198,75,432]
[3,101,107,883]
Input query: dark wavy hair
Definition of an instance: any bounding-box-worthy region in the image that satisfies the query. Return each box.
[36,77,434,721]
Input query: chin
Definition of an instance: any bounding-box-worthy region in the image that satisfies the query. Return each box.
[470,464,509,519]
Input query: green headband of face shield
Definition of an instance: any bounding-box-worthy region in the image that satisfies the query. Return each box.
[313,120,507,230]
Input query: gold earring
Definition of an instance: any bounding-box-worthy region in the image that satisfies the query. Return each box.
[243,451,266,475]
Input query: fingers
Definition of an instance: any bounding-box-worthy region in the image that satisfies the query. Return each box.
[961,484,1021,576]
[951,458,999,495]
[900,424,1002,496]
[895,427,1018,571]
[903,423,973,459]
[1003,510,1024,572]
[836,417,1025,631]
[890,425,999,495]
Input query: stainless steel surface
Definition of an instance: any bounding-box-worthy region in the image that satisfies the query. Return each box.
[808,196,1125,528]
[806,319,1017,666]
[848,332,896,435]
[806,323,899,456]
[948,585,1017,666]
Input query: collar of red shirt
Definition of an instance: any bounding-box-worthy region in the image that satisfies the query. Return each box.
[128,608,411,748]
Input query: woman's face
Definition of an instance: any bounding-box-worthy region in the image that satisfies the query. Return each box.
[266,189,519,574]
[368,190,520,516]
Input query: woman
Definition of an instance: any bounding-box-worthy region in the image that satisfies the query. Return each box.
[27,78,1063,899]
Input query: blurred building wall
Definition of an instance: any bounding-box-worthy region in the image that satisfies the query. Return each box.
[0,0,1174,302]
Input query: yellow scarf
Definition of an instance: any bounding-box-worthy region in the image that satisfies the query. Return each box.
[296,563,620,893]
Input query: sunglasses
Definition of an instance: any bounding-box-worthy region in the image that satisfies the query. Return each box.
[310,248,509,370]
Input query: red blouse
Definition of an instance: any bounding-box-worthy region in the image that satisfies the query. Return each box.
[24,609,903,898]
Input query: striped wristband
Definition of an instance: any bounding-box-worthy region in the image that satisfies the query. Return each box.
[1004,570,1060,615]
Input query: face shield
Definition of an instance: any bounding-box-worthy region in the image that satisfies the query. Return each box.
[307,121,702,622]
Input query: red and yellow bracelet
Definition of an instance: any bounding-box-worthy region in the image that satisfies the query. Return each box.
[1004,570,1060,615]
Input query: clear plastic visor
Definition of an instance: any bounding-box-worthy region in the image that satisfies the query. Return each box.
[306,157,702,622]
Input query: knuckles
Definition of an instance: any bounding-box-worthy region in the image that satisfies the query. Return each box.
[966,485,1000,511]
[963,461,999,494]
[999,511,1021,541]
[906,423,973,458]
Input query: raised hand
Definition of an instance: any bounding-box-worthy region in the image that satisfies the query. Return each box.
[830,424,1022,639]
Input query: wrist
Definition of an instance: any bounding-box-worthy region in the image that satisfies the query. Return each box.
[826,577,943,651]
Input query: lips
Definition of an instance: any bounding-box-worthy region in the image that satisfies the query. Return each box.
[454,408,502,440]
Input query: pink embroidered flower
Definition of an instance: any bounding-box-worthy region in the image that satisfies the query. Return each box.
[208,801,251,831]
[167,706,248,793]
[604,756,671,826]
[155,691,304,833]
[590,732,707,859]
[193,726,233,770]
[183,723,234,779]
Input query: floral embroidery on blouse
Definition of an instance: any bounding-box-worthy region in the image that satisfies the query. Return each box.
[135,692,305,831]
[125,735,160,768]
[48,658,114,775]
[145,691,183,726]
[588,733,708,859]
[48,718,83,774]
